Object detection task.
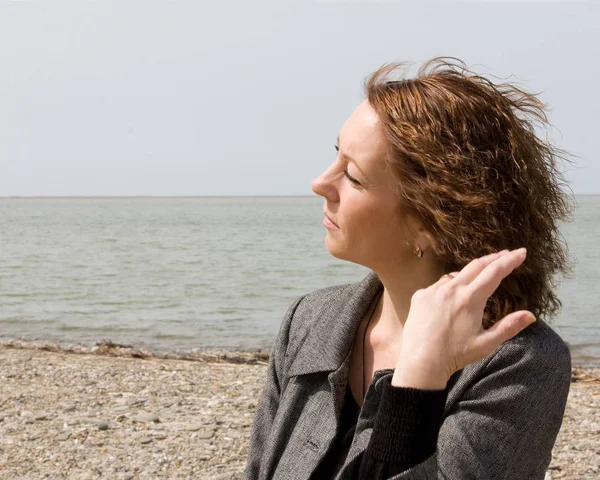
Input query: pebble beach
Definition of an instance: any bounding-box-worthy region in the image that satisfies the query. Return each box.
[0,340,599,480]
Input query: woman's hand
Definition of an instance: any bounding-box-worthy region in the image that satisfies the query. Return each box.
[392,248,537,390]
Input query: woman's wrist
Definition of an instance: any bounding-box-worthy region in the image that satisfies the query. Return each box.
[391,360,449,390]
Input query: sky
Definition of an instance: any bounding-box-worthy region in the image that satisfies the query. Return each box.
[0,0,598,196]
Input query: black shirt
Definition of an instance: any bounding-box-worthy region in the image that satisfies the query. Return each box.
[310,377,447,479]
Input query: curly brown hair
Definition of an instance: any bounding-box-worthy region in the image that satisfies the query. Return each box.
[364,57,576,328]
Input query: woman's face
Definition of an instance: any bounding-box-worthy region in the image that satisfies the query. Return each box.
[311,100,418,270]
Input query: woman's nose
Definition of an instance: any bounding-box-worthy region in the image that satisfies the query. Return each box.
[312,161,340,199]
[311,171,333,198]
[311,175,325,196]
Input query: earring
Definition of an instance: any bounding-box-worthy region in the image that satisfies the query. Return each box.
[414,246,423,258]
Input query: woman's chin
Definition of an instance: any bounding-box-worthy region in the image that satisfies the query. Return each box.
[324,237,349,260]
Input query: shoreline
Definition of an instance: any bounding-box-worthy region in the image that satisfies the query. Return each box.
[1,344,599,479]
[2,337,600,371]
[0,338,273,365]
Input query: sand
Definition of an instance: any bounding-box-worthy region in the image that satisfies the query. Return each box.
[0,341,598,479]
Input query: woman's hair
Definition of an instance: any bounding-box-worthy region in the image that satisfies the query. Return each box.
[364,57,576,328]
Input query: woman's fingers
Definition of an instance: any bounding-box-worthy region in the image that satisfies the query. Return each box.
[472,309,536,357]
[437,271,460,285]
[467,248,527,301]
[452,249,510,285]
[402,247,530,379]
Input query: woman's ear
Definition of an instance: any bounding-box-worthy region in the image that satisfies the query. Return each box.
[417,229,437,253]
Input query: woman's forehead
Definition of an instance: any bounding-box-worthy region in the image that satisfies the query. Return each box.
[340,102,384,157]
[339,102,387,178]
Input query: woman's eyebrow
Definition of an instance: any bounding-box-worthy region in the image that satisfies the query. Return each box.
[337,134,370,181]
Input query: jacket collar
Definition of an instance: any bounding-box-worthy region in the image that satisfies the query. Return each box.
[287,270,383,377]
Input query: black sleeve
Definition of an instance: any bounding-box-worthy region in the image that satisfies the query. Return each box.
[356,375,448,479]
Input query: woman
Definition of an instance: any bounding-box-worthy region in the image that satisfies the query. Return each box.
[244,57,574,480]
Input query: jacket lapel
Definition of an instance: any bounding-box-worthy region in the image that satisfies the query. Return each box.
[287,270,383,377]
[283,270,383,479]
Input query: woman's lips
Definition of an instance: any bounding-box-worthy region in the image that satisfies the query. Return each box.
[323,213,339,230]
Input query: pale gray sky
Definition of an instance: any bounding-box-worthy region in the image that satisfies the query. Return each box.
[0,1,598,196]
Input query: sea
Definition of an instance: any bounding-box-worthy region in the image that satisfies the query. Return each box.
[1,196,598,366]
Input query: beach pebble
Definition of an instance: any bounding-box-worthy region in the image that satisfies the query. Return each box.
[134,413,160,423]
[184,423,203,432]
[1,344,597,479]
[211,473,237,480]
[98,421,109,430]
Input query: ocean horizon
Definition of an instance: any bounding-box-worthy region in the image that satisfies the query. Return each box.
[1,196,598,366]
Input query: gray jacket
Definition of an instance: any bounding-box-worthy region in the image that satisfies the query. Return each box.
[243,271,571,479]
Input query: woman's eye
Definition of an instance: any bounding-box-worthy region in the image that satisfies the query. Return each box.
[344,169,360,185]
[335,144,360,186]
